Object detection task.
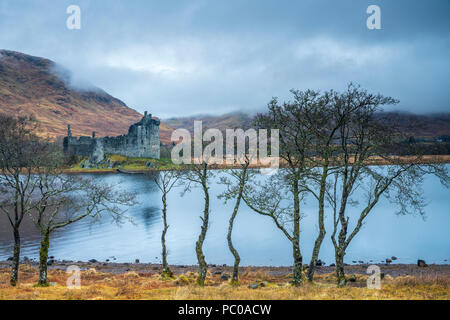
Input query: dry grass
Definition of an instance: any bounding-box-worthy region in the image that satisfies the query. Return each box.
[0,265,448,300]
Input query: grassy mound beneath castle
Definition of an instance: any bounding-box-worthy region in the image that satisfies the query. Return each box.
[67,155,181,173]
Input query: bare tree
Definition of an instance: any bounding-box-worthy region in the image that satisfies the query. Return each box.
[247,92,323,285]
[27,159,136,285]
[0,115,47,286]
[218,155,251,284]
[243,171,305,284]
[284,89,343,282]
[0,115,136,286]
[326,84,450,286]
[147,170,183,277]
[294,87,372,281]
[182,161,215,286]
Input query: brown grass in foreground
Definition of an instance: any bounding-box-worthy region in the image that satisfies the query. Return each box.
[0,265,448,300]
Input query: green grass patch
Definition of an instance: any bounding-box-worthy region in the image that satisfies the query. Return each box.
[67,155,182,172]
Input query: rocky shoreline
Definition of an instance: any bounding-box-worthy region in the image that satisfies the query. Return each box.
[1,260,449,278]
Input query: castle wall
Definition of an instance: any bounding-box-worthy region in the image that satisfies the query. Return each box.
[64,112,160,160]
[63,136,95,157]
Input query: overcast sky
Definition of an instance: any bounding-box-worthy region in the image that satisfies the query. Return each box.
[0,0,449,117]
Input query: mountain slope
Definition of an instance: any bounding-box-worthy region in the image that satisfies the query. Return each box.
[376,112,450,140]
[165,111,450,140]
[164,112,255,133]
[1,50,447,146]
[166,111,450,157]
[0,50,173,143]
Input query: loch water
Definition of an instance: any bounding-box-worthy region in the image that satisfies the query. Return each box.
[0,166,449,266]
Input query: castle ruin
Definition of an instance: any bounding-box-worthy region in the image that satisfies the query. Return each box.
[63,111,160,161]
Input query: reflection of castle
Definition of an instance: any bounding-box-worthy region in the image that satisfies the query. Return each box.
[63,112,160,160]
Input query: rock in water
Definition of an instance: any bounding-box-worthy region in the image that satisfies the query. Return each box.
[417,259,428,267]
[386,258,392,264]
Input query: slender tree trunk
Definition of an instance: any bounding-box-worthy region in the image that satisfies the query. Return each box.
[332,221,349,287]
[161,193,172,277]
[334,185,350,286]
[291,178,303,285]
[38,230,50,285]
[10,227,20,286]
[307,164,328,281]
[228,192,242,283]
[335,249,346,286]
[292,240,303,285]
[335,212,348,286]
[307,226,325,281]
[196,176,209,286]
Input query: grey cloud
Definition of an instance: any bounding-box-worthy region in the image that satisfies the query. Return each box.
[0,0,449,117]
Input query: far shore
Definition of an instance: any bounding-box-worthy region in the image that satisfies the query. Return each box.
[64,154,450,174]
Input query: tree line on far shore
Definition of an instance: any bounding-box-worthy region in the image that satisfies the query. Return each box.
[0,83,448,288]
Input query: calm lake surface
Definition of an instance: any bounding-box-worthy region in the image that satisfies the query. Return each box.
[0,166,449,266]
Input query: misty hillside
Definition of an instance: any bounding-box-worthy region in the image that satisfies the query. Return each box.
[166,111,450,141]
[165,112,255,134]
[1,50,448,146]
[0,50,173,143]
[376,112,450,140]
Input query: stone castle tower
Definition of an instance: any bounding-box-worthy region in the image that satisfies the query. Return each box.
[63,111,160,160]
